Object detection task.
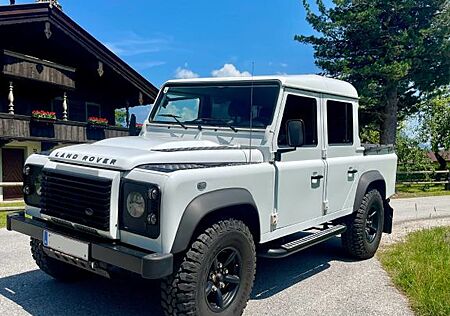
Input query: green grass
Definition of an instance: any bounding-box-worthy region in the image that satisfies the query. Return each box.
[394,184,450,199]
[0,201,25,208]
[379,227,450,316]
[0,211,11,229]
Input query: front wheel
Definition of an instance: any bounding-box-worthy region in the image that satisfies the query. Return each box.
[342,189,384,259]
[161,219,256,316]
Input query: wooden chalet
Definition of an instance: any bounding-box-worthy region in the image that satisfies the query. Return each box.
[0,1,159,200]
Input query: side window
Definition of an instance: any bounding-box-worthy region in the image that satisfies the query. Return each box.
[327,100,353,145]
[86,102,101,120]
[278,95,318,147]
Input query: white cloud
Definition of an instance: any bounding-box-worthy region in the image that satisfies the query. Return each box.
[105,32,171,57]
[174,67,199,79]
[211,64,251,77]
[132,61,166,70]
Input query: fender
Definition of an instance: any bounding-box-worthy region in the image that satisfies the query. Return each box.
[353,170,393,233]
[170,188,257,254]
[353,170,386,212]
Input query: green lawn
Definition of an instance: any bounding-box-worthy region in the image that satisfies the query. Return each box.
[0,212,10,229]
[394,184,450,199]
[0,201,25,208]
[379,227,450,316]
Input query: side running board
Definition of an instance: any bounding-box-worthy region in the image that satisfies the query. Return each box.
[258,224,347,259]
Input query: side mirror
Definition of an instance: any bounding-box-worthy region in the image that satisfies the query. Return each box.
[287,119,305,148]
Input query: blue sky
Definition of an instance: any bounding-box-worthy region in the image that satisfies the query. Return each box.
[4,0,322,121]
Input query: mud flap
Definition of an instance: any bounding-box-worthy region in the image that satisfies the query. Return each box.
[383,199,393,234]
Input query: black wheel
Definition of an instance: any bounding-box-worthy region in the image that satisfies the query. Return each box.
[161,219,256,316]
[342,189,384,259]
[30,238,88,282]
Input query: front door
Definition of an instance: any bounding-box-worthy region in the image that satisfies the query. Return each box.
[275,91,326,228]
[2,148,25,200]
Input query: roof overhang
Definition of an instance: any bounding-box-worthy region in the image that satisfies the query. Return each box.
[0,3,158,104]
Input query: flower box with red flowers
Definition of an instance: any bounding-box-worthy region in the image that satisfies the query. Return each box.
[87,116,109,128]
[31,110,57,123]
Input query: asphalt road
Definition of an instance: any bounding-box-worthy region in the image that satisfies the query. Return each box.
[1,195,449,316]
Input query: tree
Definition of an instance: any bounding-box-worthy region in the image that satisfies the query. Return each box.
[419,90,450,170]
[296,0,450,144]
[396,129,433,172]
[115,108,127,127]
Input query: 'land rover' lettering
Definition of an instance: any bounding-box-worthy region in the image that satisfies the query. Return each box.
[53,152,118,165]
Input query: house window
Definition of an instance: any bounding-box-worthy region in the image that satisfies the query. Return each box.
[86,102,101,120]
[278,94,318,146]
[327,100,353,145]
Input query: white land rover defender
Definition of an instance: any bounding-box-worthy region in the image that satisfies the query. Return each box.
[8,75,397,316]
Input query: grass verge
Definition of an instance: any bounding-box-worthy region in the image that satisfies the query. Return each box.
[0,201,25,208]
[394,184,450,199]
[379,227,450,316]
[0,212,11,229]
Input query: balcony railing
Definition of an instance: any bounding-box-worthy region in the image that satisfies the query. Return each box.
[0,113,129,143]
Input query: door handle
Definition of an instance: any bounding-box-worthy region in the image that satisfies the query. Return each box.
[348,168,358,174]
[311,174,324,180]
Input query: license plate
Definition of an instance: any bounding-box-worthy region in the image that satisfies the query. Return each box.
[43,230,89,260]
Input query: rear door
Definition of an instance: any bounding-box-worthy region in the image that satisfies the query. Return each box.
[323,97,360,215]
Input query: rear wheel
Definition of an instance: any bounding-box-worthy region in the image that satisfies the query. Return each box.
[30,238,88,282]
[161,219,256,316]
[342,189,384,259]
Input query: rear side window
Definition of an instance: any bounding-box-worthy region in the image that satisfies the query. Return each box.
[327,100,353,145]
[278,95,318,146]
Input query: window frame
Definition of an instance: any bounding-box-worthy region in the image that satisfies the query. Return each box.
[277,93,319,148]
[324,98,355,147]
[148,80,282,131]
[85,102,101,121]
[273,88,322,154]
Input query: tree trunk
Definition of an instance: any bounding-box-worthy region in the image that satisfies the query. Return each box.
[380,85,398,145]
[434,151,447,170]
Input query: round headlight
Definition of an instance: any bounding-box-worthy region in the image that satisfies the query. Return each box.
[126,192,145,218]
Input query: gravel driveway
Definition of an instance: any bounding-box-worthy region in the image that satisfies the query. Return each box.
[1,195,449,316]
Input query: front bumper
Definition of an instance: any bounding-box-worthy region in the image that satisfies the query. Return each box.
[7,212,173,279]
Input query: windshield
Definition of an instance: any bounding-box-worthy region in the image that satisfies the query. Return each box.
[150,83,280,129]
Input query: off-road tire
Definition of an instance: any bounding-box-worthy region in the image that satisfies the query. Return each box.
[342,189,384,259]
[30,238,88,282]
[161,219,256,316]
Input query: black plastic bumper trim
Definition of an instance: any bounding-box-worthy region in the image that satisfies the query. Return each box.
[7,212,173,279]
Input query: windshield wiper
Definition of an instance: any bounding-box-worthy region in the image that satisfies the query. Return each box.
[157,114,187,130]
[194,118,238,133]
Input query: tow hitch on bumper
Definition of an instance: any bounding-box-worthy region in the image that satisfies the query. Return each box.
[7,212,173,279]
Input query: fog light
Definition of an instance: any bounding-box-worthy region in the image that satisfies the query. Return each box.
[23,166,31,176]
[23,185,31,195]
[147,213,157,225]
[148,187,159,200]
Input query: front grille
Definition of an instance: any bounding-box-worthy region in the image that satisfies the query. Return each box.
[41,169,112,231]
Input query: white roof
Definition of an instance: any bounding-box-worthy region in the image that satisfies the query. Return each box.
[166,74,358,99]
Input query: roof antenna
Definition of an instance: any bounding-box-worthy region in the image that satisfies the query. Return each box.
[249,62,255,164]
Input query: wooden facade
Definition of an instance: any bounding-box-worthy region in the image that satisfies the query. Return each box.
[0,2,158,200]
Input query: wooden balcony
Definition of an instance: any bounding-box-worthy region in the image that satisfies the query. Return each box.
[0,113,129,144]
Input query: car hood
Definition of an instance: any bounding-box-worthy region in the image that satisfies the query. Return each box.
[48,136,263,170]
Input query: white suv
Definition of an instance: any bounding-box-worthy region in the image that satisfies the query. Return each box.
[8,74,397,316]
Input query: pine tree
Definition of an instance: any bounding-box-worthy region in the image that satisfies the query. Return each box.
[296,0,450,144]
